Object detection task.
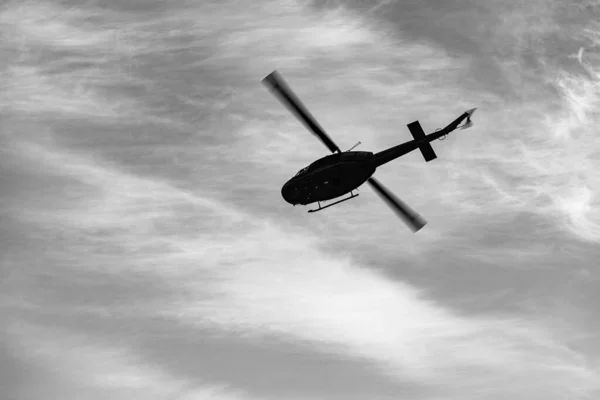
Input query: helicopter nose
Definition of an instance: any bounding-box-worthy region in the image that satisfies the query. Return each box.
[281,181,297,204]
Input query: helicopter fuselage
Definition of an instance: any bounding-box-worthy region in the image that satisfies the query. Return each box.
[281,151,376,205]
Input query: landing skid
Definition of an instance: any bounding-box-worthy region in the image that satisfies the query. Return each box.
[308,191,359,213]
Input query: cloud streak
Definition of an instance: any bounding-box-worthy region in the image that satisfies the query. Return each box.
[7,135,599,398]
[2,0,600,399]
[6,322,256,400]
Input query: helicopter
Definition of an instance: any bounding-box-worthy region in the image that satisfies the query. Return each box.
[262,70,476,232]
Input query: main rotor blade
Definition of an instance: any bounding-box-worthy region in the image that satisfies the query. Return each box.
[262,70,341,154]
[367,177,427,232]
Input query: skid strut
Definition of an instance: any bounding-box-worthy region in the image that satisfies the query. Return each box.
[308,191,359,213]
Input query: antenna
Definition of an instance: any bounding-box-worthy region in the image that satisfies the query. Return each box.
[346,141,361,152]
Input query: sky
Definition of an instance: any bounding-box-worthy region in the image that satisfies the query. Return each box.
[1,0,600,399]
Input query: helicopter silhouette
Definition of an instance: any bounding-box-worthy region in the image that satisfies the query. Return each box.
[262,70,476,232]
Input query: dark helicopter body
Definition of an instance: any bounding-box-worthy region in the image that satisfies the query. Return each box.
[282,151,375,205]
[262,70,477,232]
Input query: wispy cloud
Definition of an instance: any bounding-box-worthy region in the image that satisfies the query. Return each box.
[6,322,257,400]
[2,0,600,399]
[8,136,599,398]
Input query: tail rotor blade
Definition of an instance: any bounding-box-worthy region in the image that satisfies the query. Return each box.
[367,177,427,232]
[262,70,342,154]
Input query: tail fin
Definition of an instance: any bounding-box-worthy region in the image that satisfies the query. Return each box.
[457,108,476,130]
[407,121,437,162]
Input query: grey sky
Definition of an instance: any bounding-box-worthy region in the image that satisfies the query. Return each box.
[1,0,600,399]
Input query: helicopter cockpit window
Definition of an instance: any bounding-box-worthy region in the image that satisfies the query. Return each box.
[295,167,308,176]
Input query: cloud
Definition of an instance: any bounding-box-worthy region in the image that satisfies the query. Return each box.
[0,1,118,50]
[509,41,600,242]
[177,226,600,397]
[5,322,256,400]
[2,0,600,399]
[8,137,598,398]
[0,1,174,126]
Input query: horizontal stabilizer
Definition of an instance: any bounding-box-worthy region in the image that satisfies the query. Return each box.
[407,121,437,162]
